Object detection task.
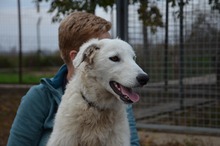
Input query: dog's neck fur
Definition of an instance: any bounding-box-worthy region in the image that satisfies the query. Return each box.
[81,93,105,111]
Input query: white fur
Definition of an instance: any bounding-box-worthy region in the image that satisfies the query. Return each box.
[47,38,147,146]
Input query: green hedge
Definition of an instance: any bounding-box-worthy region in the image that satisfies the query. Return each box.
[0,53,63,68]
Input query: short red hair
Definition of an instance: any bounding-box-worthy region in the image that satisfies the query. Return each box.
[59,12,112,65]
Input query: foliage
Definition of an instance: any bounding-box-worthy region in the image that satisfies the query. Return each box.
[168,0,191,7]
[22,54,63,67]
[184,11,220,50]
[36,0,164,31]
[137,0,163,33]
[0,55,16,68]
[209,0,220,12]
[0,52,63,68]
[0,52,62,84]
[35,0,220,30]
[35,0,115,22]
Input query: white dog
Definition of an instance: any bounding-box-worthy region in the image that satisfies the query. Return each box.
[47,38,149,146]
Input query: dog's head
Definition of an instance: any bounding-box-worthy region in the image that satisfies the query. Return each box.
[73,38,149,104]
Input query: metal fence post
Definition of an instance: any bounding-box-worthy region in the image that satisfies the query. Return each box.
[179,0,184,109]
[164,0,169,91]
[116,0,128,42]
[17,0,23,84]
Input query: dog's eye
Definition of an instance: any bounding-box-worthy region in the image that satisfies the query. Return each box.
[109,56,120,62]
[133,56,137,61]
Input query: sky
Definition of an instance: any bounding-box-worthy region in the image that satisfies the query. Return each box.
[0,0,217,53]
[0,0,111,53]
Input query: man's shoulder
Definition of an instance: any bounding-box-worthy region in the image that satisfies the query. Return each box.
[21,83,52,104]
[23,80,62,105]
[27,84,48,96]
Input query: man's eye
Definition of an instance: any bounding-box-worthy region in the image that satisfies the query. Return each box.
[109,56,120,62]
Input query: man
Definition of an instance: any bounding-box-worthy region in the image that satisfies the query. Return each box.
[7,12,140,146]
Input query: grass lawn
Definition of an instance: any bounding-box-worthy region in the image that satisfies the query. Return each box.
[0,73,53,84]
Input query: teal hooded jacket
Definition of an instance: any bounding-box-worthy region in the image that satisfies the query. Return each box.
[7,65,140,146]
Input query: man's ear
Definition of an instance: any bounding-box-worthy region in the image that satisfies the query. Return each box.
[69,50,77,61]
[73,44,100,67]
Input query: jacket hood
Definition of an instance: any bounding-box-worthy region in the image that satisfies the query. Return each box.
[40,64,68,104]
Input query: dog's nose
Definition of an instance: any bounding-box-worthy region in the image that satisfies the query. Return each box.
[136,73,149,86]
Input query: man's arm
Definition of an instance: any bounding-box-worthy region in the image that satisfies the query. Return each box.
[7,85,50,146]
[127,104,140,146]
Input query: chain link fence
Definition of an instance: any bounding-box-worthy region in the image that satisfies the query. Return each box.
[0,2,62,84]
[128,0,220,135]
[0,0,220,135]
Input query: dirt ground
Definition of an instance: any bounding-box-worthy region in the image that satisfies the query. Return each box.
[0,85,220,146]
[0,87,27,146]
[138,131,220,146]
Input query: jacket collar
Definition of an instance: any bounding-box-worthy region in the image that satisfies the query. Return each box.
[49,64,68,90]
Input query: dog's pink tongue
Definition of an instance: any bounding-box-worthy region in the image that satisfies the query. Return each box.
[120,86,140,103]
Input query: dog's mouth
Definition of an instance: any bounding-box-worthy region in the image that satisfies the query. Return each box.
[109,81,140,104]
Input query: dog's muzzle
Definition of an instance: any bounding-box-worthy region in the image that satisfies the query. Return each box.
[109,73,149,104]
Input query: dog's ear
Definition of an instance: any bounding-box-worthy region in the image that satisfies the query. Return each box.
[73,44,100,67]
[82,44,100,65]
